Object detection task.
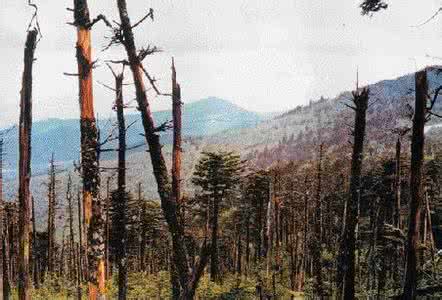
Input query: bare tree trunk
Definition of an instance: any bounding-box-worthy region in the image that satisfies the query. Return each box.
[2,216,10,300]
[170,58,182,299]
[236,226,242,276]
[31,196,39,289]
[210,195,220,282]
[302,175,308,290]
[47,153,56,274]
[265,180,274,277]
[72,1,105,298]
[312,144,324,297]
[117,0,188,285]
[116,3,210,298]
[76,187,84,283]
[137,183,146,272]
[394,137,402,229]
[403,70,427,300]
[104,179,110,281]
[245,213,250,277]
[67,175,77,284]
[338,87,369,300]
[18,29,37,300]
[114,69,128,300]
[76,243,82,300]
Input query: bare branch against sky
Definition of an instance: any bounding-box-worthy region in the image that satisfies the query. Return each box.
[0,0,440,127]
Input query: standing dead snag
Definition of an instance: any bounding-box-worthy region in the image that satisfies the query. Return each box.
[71,1,107,298]
[114,6,210,296]
[111,66,128,300]
[403,70,427,300]
[18,28,37,300]
[312,144,324,297]
[47,153,57,274]
[66,174,79,296]
[172,58,182,210]
[171,58,182,299]
[338,86,369,300]
[115,2,210,299]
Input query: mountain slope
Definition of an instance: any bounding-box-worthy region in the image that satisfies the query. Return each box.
[1,97,262,178]
[202,67,442,167]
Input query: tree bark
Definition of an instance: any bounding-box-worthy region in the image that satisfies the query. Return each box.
[114,70,128,300]
[171,58,183,299]
[47,153,56,274]
[76,187,84,283]
[2,216,10,300]
[403,70,427,300]
[312,144,324,297]
[73,1,105,298]
[18,29,37,300]
[116,3,210,297]
[338,87,369,300]
[31,196,39,289]
[394,137,402,229]
[67,175,78,284]
[210,195,220,282]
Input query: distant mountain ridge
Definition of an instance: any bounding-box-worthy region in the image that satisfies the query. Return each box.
[202,66,442,167]
[1,97,263,178]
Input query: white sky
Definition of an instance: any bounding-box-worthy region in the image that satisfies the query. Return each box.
[0,0,441,127]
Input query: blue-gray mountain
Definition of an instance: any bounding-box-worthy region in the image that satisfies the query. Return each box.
[1,97,263,178]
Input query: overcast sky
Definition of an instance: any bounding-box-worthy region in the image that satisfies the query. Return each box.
[0,0,441,127]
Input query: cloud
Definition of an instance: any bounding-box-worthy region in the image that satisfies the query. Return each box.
[0,0,440,128]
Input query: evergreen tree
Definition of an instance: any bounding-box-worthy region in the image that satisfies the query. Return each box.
[192,151,244,282]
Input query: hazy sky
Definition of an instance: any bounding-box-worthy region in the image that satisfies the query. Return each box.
[0,0,441,127]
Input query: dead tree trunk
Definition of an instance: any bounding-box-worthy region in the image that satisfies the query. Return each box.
[47,153,56,274]
[114,5,210,297]
[31,196,39,289]
[76,187,84,283]
[403,70,427,300]
[394,137,402,229]
[338,87,369,300]
[72,1,105,298]
[312,144,324,297]
[114,68,128,300]
[2,212,10,300]
[18,28,37,300]
[170,58,182,299]
[67,175,78,285]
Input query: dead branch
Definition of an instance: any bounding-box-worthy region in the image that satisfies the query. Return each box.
[140,64,161,95]
[63,72,79,77]
[412,7,442,27]
[131,9,154,29]
[96,80,116,92]
[427,85,442,111]
[106,59,129,66]
[125,120,137,131]
[343,103,356,111]
[87,14,112,29]
[154,120,173,133]
[27,0,42,42]
[127,143,145,151]
[138,45,161,62]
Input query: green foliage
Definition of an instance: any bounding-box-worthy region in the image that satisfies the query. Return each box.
[192,151,244,198]
[30,273,79,300]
